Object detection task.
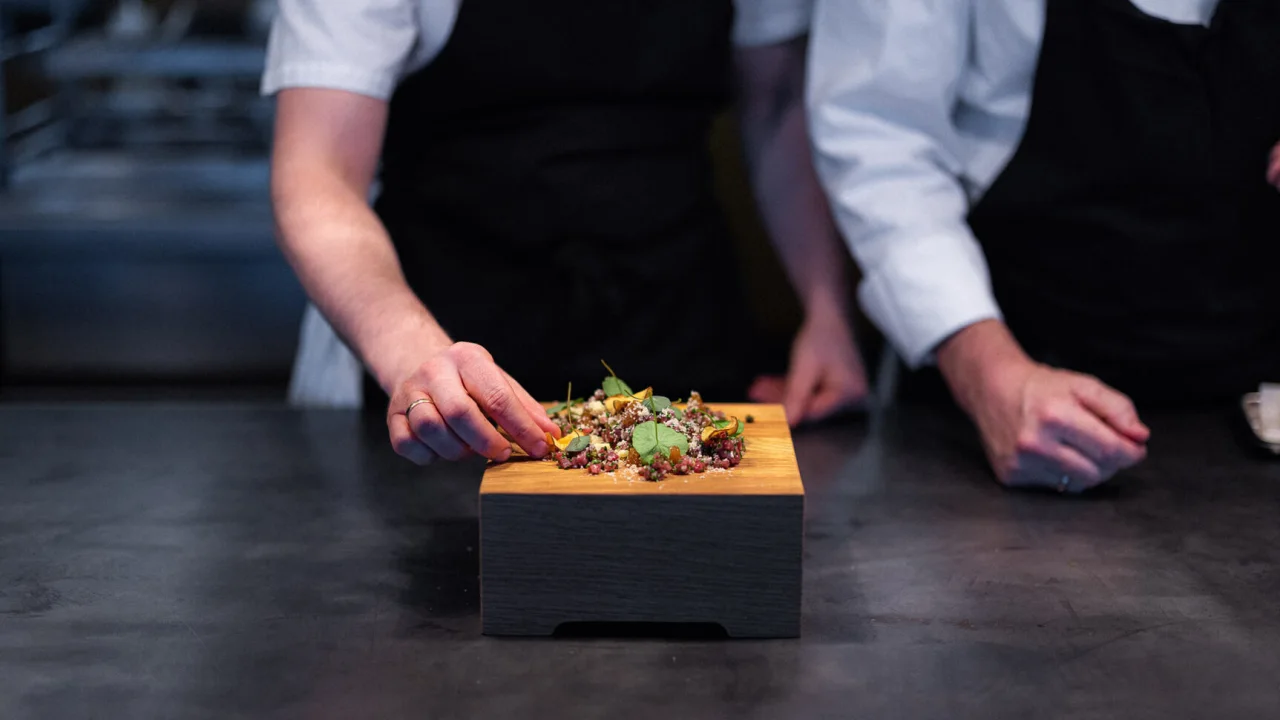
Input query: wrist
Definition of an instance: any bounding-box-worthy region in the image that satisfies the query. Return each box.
[936,320,1034,414]
[359,301,453,395]
[800,286,851,325]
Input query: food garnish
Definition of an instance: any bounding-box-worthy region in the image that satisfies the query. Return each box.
[542,361,746,481]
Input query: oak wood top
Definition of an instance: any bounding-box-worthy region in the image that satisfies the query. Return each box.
[480,403,803,496]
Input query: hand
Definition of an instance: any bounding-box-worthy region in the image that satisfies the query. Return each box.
[751,308,870,426]
[386,342,560,465]
[971,362,1149,492]
[1269,142,1280,190]
[939,320,1149,493]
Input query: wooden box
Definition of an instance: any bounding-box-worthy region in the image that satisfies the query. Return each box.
[479,403,804,638]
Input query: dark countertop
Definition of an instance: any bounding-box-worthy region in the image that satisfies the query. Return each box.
[3,402,1280,719]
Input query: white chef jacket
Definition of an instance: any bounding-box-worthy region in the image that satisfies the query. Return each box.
[263,0,816,407]
[807,0,1220,368]
[263,0,815,100]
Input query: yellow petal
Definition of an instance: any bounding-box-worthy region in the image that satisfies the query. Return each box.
[669,446,682,463]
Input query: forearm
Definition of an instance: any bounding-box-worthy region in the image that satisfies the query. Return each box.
[740,101,851,321]
[737,41,851,322]
[273,172,451,394]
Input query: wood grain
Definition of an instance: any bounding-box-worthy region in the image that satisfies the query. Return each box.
[480,403,804,638]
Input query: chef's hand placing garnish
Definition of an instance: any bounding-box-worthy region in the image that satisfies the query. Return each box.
[938,320,1149,493]
[387,342,560,466]
[1268,142,1280,190]
[750,302,869,427]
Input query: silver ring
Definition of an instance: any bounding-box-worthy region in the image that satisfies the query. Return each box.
[1058,475,1071,493]
[405,397,435,417]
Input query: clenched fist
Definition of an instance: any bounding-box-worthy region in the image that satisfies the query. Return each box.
[939,320,1149,493]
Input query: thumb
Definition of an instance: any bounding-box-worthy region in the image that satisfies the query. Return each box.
[1269,143,1280,188]
[504,371,561,437]
[1072,376,1149,443]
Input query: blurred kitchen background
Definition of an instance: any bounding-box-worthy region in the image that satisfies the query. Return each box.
[0,0,297,401]
[0,0,873,404]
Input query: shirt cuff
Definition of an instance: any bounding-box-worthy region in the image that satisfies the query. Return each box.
[261,61,399,101]
[856,233,1003,369]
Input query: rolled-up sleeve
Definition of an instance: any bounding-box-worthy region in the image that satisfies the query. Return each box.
[261,0,419,101]
[733,0,813,47]
[807,0,1002,367]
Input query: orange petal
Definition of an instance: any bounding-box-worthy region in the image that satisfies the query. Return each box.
[550,430,585,451]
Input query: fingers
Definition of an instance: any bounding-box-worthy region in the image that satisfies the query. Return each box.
[389,342,561,463]
[1015,442,1103,492]
[748,376,786,404]
[448,354,543,457]
[426,375,512,461]
[783,357,821,427]
[817,363,871,418]
[1071,377,1149,443]
[503,370,560,441]
[388,412,438,465]
[806,387,848,422]
[1044,401,1147,474]
[404,392,474,461]
[1269,144,1280,188]
[807,375,868,421]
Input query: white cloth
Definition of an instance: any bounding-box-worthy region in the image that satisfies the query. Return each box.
[262,0,815,100]
[287,304,364,408]
[807,0,1220,368]
[265,0,815,408]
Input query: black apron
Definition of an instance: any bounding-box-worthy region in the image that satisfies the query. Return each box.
[366,0,762,408]
[965,0,1280,407]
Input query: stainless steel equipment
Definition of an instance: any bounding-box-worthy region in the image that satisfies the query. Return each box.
[0,0,303,391]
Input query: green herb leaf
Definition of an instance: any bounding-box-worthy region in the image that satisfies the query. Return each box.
[632,421,659,460]
[660,422,691,450]
[713,418,733,429]
[545,398,584,416]
[658,424,690,458]
[565,436,590,453]
[671,407,684,419]
[643,395,672,413]
[602,376,634,397]
[631,420,689,464]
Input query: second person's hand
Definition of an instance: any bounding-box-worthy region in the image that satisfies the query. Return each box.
[386,342,560,465]
[766,307,869,426]
[939,320,1149,493]
[972,361,1149,492]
